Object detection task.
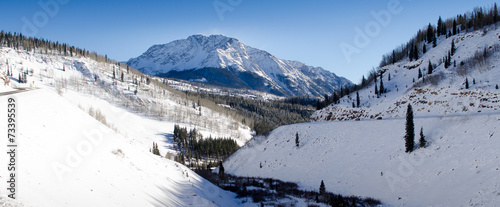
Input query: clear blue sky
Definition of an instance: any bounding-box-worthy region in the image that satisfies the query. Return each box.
[1,0,498,82]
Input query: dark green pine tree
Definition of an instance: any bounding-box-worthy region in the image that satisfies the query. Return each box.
[496,84,499,89]
[413,45,419,60]
[465,78,469,89]
[409,44,414,61]
[319,180,326,196]
[423,44,427,54]
[392,50,396,64]
[432,35,437,47]
[427,23,434,44]
[419,127,427,148]
[437,16,444,36]
[448,51,452,66]
[428,61,433,74]
[295,132,299,147]
[219,162,225,181]
[374,77,378,95]
[405,104,415,153]
[451,40,456,56]
[361,75,367,87]
[112,69,116,80]
[495,3,499,23]
[418,68,423,79]
[356,91,360,108]
[379,77,384,95]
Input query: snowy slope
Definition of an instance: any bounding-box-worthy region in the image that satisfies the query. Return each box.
[0,89,239,206]
[225,25,500,206]
[0,47,255,206]
[313,25,500,121]
[224,115,500,206]
[127,34,351,97]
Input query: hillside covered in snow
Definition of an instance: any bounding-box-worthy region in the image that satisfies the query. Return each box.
[127,34,352,97]
[0,45,253,206]
[225,20,500,206]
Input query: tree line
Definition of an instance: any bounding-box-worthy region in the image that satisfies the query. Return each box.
[380,3,500,68]
[172,124,239,165]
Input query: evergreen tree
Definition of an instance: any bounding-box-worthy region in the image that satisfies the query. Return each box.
[437,16,444,36]
[112,69,116,80]
[495,3,499,23]
[413,45,419,60]
[409,44,414,61]
[427,23,434,44]
[473,78,476,85]
[465,78,469,89]
[121,72,124,82]
[356,91,360,108]
[405,104,415,153]
[423,44,427,54]
[496,84,499,89]
[451,39,456,56]
[219,162,225,181]
[295,132,299,147]
[379,77,384,95]
[319,180,326,196]
[361,75,367,87]
[392,50,396,64]
[388,73,391,81]
[428,61,433,74]
[432,35,437,47]
[419,127,427,148]
[418,68,423,79]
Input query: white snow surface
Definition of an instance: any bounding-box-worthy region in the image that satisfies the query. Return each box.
[225,25,500,206]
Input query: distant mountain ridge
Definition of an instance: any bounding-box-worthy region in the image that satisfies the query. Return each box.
[127,34,351,96]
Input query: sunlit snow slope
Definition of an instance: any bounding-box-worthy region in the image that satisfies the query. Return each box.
[225,25,500,206]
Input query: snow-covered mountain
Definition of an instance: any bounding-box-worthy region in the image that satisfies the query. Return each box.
[127,34,351,97]
[224,24,500,206]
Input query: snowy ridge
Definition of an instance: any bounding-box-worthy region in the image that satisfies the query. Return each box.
[224,25,500,206]
[127,34,351,97]
[313,25,500,121]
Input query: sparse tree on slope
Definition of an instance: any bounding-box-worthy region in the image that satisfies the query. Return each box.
[295,132,299,148]
[405,104,415,153]
[319,180,326,197]
[419,127,427,148]
[428,61,433,74]
[219,162,225,181]
[356,91,360,108]
[379,77,384,95]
